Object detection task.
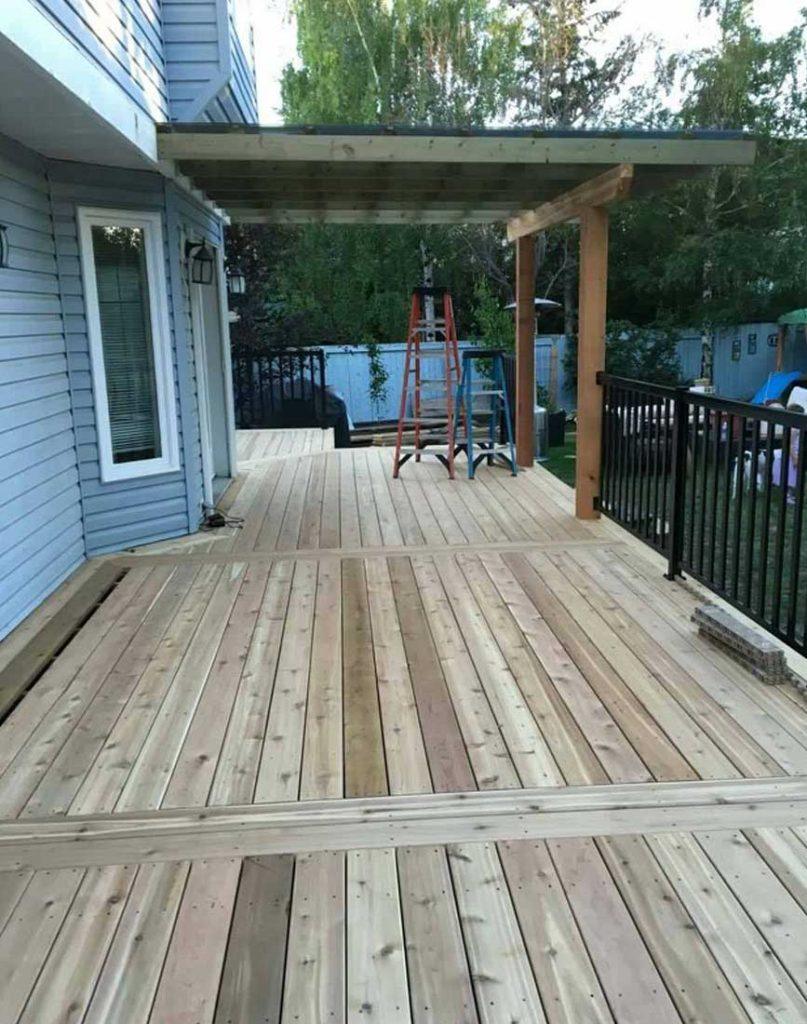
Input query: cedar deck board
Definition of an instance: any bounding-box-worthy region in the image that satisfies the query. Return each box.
[0,563,124,720]
[2,441,807,1022]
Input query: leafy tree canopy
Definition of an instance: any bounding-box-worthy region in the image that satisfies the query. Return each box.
[228,0,807,378]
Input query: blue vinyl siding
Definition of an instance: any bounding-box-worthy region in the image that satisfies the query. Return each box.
[163,0,222,119]
[47,159,209,555]
[223,3,258,123]
[0,137,84,639]
[163,0,257,123]
[32,0,168,120]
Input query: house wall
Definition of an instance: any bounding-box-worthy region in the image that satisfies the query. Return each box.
[46,160,225,555]
[0,136,84,638]
[226,1,258,123]
[165,180,230,514]
[28,1,257,128]
[32,0,168,120]
[162,0,258,123]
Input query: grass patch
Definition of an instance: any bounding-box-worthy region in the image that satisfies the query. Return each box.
[541,427,577,487]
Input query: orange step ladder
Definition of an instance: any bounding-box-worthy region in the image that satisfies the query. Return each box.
[392,287,462,479]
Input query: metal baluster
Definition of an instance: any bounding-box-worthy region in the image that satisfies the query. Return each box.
[666,386,688,578]
[697,408,710,575]
[786,425,805,643]
[686,402,699,567]
[661,396,672,548]
[719,413,733,590]
[707,410,721,583]
[743,419,761,610]
[617,386,628,519]
[730,415,746,600]
[757,418,776,622]
[771,421,792,635]
[651,396,662,547]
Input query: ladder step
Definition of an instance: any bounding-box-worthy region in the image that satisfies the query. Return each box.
[400,417,451,426]
[397,446,452,455]
[455,441,512,450]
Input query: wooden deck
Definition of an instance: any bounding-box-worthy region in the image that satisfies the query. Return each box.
[2,430,807,1022]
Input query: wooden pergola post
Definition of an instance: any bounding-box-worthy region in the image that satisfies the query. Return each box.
[515,234,536,467]
[508,165,631,506]
[575,206,609,519]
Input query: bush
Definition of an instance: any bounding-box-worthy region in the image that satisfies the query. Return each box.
[565,318,682,390]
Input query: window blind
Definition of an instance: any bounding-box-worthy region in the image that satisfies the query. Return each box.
[91,226,162,464]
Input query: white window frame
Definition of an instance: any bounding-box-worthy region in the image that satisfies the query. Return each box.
[78,207,180,482]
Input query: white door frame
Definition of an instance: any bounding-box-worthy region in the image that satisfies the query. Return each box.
[214,244,238,478]
[190,280,215,508]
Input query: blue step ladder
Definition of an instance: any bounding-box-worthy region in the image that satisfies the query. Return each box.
[453,348,517,478]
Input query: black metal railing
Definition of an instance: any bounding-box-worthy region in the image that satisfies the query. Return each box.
[600,373,807,656]
[600,376,679,556]
[232,347,326,429]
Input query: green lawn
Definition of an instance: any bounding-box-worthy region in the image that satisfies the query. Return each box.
[541,427,577,487]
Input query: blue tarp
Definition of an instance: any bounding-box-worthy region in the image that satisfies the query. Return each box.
[750,370,804,404]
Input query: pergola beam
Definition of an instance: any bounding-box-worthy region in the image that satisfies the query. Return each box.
[158,128,755,168]
[227,208,518,225]
[507,164,633,241]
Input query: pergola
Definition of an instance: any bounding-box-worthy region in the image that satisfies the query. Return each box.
[158,124,756,518]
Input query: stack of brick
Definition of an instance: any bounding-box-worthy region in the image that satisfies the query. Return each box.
[692,604,805,691]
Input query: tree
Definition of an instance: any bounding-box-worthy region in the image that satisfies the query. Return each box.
[608,1,807,334]
[253,0,523,350]
[510,0,641,127]
[282,0,519,125]
[508,0,644,335]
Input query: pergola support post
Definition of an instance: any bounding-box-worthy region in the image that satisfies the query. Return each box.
[575,206,609,519]
[515,233,535,467]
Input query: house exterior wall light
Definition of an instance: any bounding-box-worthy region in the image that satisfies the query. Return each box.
[0,225,9,268]
[227,269,246,295]
[185,239,215,285]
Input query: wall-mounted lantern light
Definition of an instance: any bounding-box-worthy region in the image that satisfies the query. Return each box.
[227,269,246,296]
[185,239,215,285]
[0,226,8,269]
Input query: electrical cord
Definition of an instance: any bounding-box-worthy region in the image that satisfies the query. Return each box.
[200,504,245,531]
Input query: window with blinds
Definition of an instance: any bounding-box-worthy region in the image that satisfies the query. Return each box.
[91,225,161,463]
[79,208,179,483]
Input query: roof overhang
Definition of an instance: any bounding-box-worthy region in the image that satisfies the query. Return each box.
[156,124,757,227]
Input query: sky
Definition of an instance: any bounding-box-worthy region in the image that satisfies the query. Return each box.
[251,0,805,121]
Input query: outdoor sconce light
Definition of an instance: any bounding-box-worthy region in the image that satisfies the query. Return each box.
[227,269,246,296]
[0,225,8,269]
[185,239,215,285]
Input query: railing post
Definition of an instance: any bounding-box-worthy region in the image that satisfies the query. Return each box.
[665,385,689,580]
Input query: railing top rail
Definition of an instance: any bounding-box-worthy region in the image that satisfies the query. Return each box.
[599,372,807,428]
[234,347,326,357]
[597,372,678,399]
[684,388,807,427]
